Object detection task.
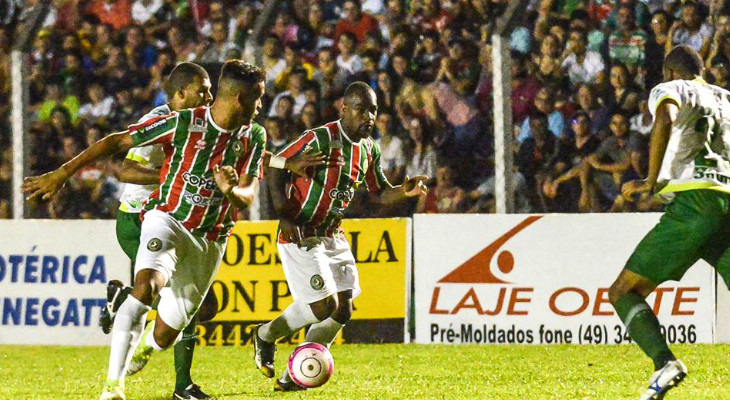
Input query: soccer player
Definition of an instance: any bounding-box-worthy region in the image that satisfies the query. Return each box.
[22,60,316,400]
[611,45,730,400]
[252,82,429,391]
[102,61,218,400]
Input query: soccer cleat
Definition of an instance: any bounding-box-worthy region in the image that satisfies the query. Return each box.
[127,320,155,376]
[100,383,125,400]
[639,359,688,400]
[100,280,128,334]
[172,383,211,399]
[252,324,276,378]
[274,378,306,392]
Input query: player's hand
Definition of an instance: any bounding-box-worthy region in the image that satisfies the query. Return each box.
[621,179,654,199]
[402,175,429,197]
[286,148,345,178]
[213,165,238,195]
[280,218,302,244]
[22,168,70,201]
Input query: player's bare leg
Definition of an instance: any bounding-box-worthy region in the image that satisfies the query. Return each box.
[101,269,165,400]
[275,290,354,391]
[254,295,337,378]
[609,269,686,399]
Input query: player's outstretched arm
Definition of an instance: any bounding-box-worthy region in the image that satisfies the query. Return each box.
[621,99,678,198]
[266,148,342,178]
[379,175,429,205]
[118,158,160,185]
[23,131,135,200]
[269,167,303,244]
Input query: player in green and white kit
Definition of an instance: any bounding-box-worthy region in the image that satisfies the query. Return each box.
[104,62,218,400]
[610,45,730,400]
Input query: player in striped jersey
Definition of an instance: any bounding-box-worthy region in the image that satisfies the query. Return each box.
[252,82,429,391]
[104,62,219,400]
[23,60,323,400]
[611,45,730,399]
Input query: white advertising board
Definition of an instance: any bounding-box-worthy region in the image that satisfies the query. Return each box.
[413,214,716,345]
[0,220,129,345]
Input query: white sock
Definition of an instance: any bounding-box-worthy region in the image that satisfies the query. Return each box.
[258,301,320,343]
[305,317,344,348]
[144,327,182,351]
[106,296,150,381]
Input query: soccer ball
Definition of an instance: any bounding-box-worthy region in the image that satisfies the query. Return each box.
[287,342,335,388]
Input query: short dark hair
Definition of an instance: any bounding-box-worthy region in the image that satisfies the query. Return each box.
[164,62,209,99]
[218,60,265,95]
[343,81,375,106]
[665,44,704,79]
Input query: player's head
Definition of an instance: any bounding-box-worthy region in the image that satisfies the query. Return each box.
[216,59,266,122]
[341,82,378,140]
[663,45,705,81]
[165,62,212,111]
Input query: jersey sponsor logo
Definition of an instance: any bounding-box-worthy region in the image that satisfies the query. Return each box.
[147,238,162,252]
[694,167,730,184]
[136,118,168,134]
[183,172,217,190]
[194,139,207,150]
[182,190,222,207]
[328,188,354,202]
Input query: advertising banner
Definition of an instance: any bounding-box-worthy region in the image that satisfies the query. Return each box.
[413,214,716,345]
[0,220,130,345]
[200,218,410,346]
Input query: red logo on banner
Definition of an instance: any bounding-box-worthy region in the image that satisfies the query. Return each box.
[437,216,542,284]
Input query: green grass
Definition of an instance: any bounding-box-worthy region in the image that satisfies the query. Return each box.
[1,344,729,399]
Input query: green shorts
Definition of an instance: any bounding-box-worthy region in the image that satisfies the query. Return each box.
[116,210,142,262]
[626,189,730,287]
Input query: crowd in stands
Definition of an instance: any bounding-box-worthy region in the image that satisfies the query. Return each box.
[2,0,729,220]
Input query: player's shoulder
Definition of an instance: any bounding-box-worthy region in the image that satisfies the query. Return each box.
[250,122,267,141]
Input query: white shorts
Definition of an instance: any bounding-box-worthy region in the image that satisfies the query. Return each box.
[278,237,361,304]
[135,210,225,331]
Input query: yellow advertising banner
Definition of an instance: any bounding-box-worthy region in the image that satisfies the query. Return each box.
[199,218,410,345]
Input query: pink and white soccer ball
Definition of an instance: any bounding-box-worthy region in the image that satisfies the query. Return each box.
[287,342,335,388]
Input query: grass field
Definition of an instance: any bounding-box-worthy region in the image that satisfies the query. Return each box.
[2,344,730,399]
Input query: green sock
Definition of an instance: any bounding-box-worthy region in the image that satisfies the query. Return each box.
[614,292,675,370]
[174,317,198,391]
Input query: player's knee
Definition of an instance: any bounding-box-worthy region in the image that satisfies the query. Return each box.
[310,295,338,321]
[132,269,166,305]
[331,301,352,324]
[608,279,629,306]
[197,291,219,322]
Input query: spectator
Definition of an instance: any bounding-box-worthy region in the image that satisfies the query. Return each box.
[532,33,563,83]
[517,113,558,211]
[85,0,132,31]
[196,19,239,63]
[78,82,115,123]
[518,87,566,143]
[336,32,363,75]
[132,0,163,26]
[510,52,542,124]
[260,35,287,90]
[269,67,308,118]
[167,25,196,62]
[298,102,322,131]
[607,63,640,115]
[414,0,450,33]
[583,112,644,211]
[275,42,316,92]
[124,25,158,70]
[645,10,671,89]
[375,70,397,113]
[335,0,379,44]
[375,110,406,184]
[667,1,713,58]
[560,28,605,86]
[576,83,611,138]
[313,46,349,103]
[417,165,466,213]
[608,4,648,70]
[271,11,299,45]
[404,117,438,183]
[36,81,80,125]
[414,30,444,83]
[255,116,293,220]
[542,111,601,212]
[467,169,532,214]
